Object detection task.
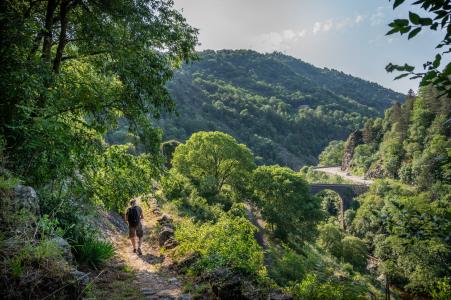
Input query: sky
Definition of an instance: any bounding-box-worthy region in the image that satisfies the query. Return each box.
[173,0,446,94]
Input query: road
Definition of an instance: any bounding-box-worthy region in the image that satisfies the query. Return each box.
[313,166,374,185]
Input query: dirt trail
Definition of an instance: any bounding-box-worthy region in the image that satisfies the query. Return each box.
[102,202,190,300]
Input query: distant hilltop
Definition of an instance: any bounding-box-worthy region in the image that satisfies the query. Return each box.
[152,50,403,168]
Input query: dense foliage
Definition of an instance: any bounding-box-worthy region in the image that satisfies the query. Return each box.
[0,1,197,298]
[148,50,403,168]
[251,165,322,242]
[318,140,345,166]
[342,87,451,296]
[349,87,450,188]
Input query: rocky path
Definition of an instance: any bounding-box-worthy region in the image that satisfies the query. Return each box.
[103,203,189,300]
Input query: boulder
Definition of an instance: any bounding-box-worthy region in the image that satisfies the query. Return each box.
[13,185,39,215]
[52,236,73,263]
[204,269,246,299]
[157,214,173,226]
[159,226,175,246]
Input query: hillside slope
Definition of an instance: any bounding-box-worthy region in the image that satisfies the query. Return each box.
[152,50,403,169]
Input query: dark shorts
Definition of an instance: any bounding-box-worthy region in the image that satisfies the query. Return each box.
[129,223,143,238]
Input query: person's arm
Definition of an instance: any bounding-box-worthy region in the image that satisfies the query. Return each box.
[125,209,129,224]
[139,207,144,219]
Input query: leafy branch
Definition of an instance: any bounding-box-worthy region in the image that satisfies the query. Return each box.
[386,0,451,96]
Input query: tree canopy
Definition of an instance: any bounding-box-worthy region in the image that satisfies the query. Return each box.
[251,165,323,241]
[172,131,255,198]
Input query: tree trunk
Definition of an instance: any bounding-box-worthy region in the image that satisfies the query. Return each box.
[42,0,57,63]
[53,0,69,72]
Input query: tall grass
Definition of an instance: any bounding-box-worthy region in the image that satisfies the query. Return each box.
[74,237,115,268]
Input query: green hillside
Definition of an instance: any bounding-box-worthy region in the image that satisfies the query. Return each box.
[155,50,403,168]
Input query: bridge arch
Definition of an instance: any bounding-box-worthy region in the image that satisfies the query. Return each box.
[309,184,369,228]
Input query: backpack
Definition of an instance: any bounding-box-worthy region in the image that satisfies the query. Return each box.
[127,206,140,227]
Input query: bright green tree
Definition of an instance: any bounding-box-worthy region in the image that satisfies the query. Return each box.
[318,140,345,166]
[172,131,255,199]
[251,165,323,241]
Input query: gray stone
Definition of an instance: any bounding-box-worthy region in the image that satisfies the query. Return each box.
[13,185,39,214]
[159,226,175,246]
[52,236,73,263]
[157,214,173,226]
[71,270,90,286]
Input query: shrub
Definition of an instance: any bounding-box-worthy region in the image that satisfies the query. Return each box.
[341,236,368,272]
[291,273,367,300]
[174,215,264,275]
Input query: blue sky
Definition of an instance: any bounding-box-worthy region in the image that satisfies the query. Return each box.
[173,0,446,94]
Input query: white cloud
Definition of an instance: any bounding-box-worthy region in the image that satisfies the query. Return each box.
[370,7,385,26]
[298,29,306,38]
[313,21,322,34]
[322,19,333,32]
[355,15,364,24]
[336,18,352,30]
[252,29,307,52]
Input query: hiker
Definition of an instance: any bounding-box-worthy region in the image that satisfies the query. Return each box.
[125,199,144,255]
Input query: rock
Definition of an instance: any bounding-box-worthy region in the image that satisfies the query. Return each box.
[71,270,90,286]
[205,268,246,299]
[159,226,175,246]
[365,160,384,179]
[13,185,39,215]
[269,292,293,300]
[174,252,201,272]
[168,277,180,286]
[163,238,179,249]
[157,214,173,226]
[52,236,73,263]
[341,130,363,172]
[152,207,162,216]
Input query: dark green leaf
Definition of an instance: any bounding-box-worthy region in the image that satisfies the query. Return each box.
[393,0,406,9]
[386,28,400,35]
[394,19,410,26]
[419,18,433,25]
[432,54,441,68]
[394,73,409,80]
[408,27,422,39]
[409,12,421,24]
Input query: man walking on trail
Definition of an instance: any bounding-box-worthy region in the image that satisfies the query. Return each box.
[125,199,144,255]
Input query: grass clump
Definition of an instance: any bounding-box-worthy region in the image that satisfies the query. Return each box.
[74,237,115,268]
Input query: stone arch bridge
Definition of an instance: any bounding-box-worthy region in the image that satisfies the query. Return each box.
[309,184,369,228]
[309,184,369,210]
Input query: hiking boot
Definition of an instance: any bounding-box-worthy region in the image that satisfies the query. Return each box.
[137,248,142,255]
[133,248,137,253]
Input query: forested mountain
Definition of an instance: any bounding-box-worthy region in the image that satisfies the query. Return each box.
[148,50,404,168]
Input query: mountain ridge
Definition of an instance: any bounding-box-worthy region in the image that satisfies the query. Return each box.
[153,49,405,168]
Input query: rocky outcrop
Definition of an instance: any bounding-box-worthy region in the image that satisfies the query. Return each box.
[13,185,40,214]
[159,226,175,247]
[365,160,385,179]
[341,130,363,172]
[157,213,177,248]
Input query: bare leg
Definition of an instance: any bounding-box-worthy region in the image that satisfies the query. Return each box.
[138,237,142,250]
[130,237,137,250]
